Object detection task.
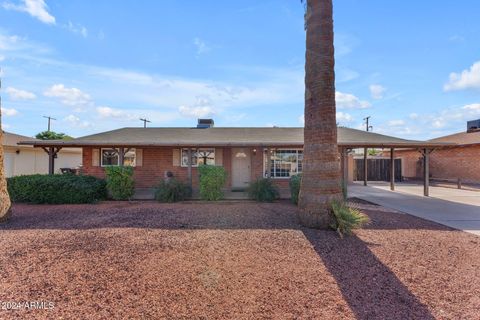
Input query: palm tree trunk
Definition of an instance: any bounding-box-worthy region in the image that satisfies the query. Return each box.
[0,106,12,222]
[298,0,342,228]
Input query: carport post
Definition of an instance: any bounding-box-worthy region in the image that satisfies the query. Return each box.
[363,147,368,186]
[48,147,55,175]
[390,148,395,191]
[423,148,430,197]
[342,148,348,196]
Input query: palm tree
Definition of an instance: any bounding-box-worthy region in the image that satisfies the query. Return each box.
[298,0,342,228]
[0,82,11,222]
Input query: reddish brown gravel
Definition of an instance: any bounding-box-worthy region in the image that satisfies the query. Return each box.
[0,200,479,319]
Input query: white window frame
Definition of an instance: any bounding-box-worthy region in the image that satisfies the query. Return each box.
[101,148,136,167]
[263,148,303,179]
[181,148,215,167]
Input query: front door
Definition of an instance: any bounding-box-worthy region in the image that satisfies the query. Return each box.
[231,148,251,190]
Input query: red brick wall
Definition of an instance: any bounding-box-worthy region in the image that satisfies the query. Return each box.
[82,147,200,189]
[393,145,480,183]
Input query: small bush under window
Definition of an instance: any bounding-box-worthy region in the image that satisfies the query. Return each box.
[248,178,280,202]
[7,174,106,204]
[155,178,191,203]
[105,166,135,200]
[289,174,302,205]
[198,165,227,201]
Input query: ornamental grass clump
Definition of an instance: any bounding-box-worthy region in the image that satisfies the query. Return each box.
[330,200,370,238]
[155,178,191,203]
[105,166,135,200]
[198,165,227,201]
[248,178,280,202]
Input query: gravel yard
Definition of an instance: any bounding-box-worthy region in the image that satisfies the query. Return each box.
[0,200,479,319]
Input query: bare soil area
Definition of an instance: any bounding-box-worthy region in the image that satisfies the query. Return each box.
[0,200,479,319]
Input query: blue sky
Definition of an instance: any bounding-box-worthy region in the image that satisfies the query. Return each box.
[1,0,479,140]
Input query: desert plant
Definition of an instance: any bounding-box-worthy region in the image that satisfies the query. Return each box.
[7,174,106,204]
[330,200,370,238]
[197,165,227,201]
[289,174,302,204]
[248,178,280,202]
[105,166,135,200]
[155,178,191,203]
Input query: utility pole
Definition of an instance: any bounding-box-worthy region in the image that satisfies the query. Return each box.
[362,116,372,186]
[140,118,151,128]
[43,116,57,132]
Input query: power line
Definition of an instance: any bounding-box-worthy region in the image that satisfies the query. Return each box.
[363,116,373,132]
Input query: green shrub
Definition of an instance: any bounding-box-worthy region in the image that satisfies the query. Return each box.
[289,174,302,204]
[248,178,280,202]
[7,174,106,204]
[104,166,135,200]
[330,200,370,238]
[197,165,227,201]
[155,179,191,202]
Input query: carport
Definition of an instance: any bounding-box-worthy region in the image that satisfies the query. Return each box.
[337,129,454,197]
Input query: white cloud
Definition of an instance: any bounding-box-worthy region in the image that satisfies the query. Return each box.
[444,61,480,91]
[462,103,480,111]
[179,106,215,118]
[44,84,91,107]
[2,0,55,25]
[336,112,353,123]
[369,84,386,100]
[1,107,18,116]
[336,91,371,109]
[64,114,91,128]
[193,37,211,55]
[65,21,88,38]
[388,119,405,126]
[409,113,419,120]
[96,106,136,120]
[0,55,5,61]
[5,86,36,100]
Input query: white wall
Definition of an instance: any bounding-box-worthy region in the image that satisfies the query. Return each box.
[3,147,82,177]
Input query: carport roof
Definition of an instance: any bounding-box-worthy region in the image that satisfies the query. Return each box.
[18,127,454,149]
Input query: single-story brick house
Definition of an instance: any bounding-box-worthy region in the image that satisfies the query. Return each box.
[19,120,451,198]
[391,120,480,184]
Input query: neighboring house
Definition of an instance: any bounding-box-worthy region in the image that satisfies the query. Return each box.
[394,120,480,184]
[2,131,82,178]
[19,120,449,198]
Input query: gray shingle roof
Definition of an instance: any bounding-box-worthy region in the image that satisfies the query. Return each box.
[18,127,453,148]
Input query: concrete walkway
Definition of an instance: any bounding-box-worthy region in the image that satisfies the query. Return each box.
[349,182,480,236]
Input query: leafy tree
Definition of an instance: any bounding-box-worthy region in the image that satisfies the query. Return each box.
[35,131,73,140]
[298,0,343,228]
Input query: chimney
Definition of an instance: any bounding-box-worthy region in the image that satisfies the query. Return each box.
[197,119,214,129]
[467,119,480,133]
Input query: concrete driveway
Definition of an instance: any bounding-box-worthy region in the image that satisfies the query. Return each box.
[349,182,480,236]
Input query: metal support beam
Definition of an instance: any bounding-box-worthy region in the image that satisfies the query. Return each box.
[187,148,193,189]
[363,148,368,186]
[342,148,348,198]
[390,148,395,191]
[423,148,430,197]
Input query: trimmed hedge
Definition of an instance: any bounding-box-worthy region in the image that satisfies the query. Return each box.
[289,174,302,205]
[248,178,279,202]
[7,174,106,204]
[105,166,135,200]
[198,165,227,201]
[155,178,191,203]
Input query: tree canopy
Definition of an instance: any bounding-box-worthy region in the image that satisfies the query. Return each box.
[35,131,74,140]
